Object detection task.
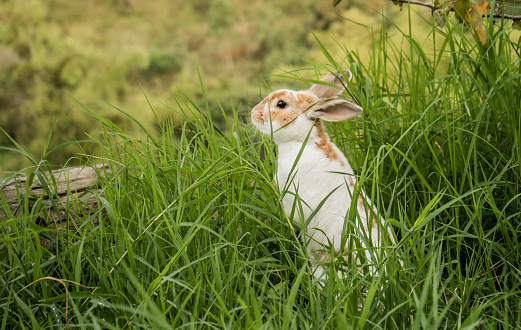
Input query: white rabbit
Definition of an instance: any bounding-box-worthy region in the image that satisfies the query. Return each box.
[251,70,395,280]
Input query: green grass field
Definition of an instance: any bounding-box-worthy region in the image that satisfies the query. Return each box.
[1,12,520,329]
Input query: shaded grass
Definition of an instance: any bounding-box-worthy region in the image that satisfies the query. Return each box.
[1,9,521,329]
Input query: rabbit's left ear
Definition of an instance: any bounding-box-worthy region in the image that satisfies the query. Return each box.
[309,70,352,99]
[308,98,363,122]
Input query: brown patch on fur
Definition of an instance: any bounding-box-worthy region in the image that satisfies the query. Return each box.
[348,176,355,187]
[357,196,364,208]
[270,109,299,126]
[269,90,290,102]
[360,201,381,231]
[251,103,265,124]
[313,251,329,262]
[341,245,354,262]
[295,92,316,112]
[372,215,379,227]
[263,91,301,127]
[314,121,345,165]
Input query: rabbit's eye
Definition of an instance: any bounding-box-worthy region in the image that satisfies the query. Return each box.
[276,100,287,109]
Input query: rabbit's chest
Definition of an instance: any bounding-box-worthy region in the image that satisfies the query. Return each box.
[276,142,354,205]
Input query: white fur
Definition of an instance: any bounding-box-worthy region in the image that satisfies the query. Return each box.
[251,71,394,280]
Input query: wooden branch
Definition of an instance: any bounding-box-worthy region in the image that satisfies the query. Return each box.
[389,0,521,21]
[0,164,108,231]
[391,0,437,11]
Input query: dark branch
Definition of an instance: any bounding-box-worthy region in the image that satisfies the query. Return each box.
[389,0,521,21]
[489,12,521,21]
[390,0,437,11]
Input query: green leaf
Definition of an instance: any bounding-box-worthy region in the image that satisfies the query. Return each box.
[42,120,58,160]
[454,0,471,21]
[282,264,307,329]
[433,9,447,28]
[413,188,446,229]
[0,127,37,165]
[393,1,404,10]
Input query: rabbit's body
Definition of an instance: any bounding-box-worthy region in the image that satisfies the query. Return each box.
[276,122,384,276]
[251,71,393,278]
[276,122,354,247]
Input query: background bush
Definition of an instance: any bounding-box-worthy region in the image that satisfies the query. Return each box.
[0,0,417,174]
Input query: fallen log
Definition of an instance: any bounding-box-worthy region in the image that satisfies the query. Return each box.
[0,164,108,231]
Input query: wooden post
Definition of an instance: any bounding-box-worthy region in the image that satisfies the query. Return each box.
[0,164,108,231]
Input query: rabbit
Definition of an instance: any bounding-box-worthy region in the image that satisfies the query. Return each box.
[251,70,395,280]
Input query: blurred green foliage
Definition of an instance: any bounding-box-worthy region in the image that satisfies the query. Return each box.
[0,0,395,173]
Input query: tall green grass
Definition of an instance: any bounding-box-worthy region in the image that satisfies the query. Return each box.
[1,10,520,329]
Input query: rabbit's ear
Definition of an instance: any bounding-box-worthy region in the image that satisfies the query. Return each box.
[309,70,352,99]
[308,98,362,122]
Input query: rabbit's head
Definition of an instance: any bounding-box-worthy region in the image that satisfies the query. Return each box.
[251,70,363,143]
